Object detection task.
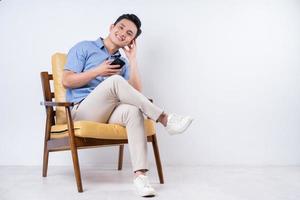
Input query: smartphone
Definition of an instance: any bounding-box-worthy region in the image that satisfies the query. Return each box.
[110,58,125,69]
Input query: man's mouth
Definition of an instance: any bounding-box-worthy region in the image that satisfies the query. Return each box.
[115,34,124,42]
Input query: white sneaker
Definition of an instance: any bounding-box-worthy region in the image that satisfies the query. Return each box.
[133,175,156,197]
[165,114,193,135]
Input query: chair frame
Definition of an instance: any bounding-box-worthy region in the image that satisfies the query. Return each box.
[40,71,164,192]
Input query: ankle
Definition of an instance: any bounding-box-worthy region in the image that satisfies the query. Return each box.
[135,170,146,177]
[158,113,168,127]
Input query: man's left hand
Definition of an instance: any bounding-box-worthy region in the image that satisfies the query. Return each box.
[122,39,137,62]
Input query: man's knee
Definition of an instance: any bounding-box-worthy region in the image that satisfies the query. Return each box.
[109,74,125,83]
[126,105,143,119]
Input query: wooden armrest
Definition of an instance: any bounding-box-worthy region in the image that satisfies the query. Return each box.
[41,98,151,107]
[40,101,74,107]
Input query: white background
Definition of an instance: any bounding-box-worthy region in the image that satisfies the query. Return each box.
[0,0,300,167]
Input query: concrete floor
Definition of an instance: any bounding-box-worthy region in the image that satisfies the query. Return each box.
[0,165,300,200]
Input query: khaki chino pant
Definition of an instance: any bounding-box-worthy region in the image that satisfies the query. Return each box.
[71,75,163,172]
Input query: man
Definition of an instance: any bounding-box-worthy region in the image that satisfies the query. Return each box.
[62,14,193,197]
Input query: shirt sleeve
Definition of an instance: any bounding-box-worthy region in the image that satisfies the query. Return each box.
[64,41,87,73]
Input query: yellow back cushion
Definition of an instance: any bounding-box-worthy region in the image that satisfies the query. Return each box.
[51,53,67,124]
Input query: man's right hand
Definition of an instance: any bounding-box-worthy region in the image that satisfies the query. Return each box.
[93,60,122,77]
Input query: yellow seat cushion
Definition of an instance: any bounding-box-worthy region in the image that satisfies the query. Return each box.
[51,119,156,139]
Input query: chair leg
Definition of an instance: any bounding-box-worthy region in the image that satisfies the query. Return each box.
[42,144,49,177]
[43,110,51,178]
[65,107,83,192]
[70,142,83,192]
[151,135,164,184]
[118,145,124,170]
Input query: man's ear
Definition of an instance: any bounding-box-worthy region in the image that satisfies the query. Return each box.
[109,24,114,32]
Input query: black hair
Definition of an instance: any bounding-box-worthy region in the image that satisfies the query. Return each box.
[114,14,142,38]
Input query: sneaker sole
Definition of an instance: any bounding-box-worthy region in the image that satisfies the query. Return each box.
[137,190,156,197]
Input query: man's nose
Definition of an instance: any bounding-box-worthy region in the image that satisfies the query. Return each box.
[120,33,126,40]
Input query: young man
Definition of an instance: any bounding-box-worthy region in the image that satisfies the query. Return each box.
[62,14,193,197]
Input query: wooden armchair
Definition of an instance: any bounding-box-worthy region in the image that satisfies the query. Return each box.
[40,53,164,192]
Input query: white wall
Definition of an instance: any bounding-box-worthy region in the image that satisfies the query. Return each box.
[1,0,300,166]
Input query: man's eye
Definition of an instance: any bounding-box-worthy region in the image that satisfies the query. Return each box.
[119,26,123,30]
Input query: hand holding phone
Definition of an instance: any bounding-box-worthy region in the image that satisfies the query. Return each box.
[110,58,125,69]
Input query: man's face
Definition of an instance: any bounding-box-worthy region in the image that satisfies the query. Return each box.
[109,19,138,47]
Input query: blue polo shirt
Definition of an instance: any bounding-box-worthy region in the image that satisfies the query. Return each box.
[64,38,130,103]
